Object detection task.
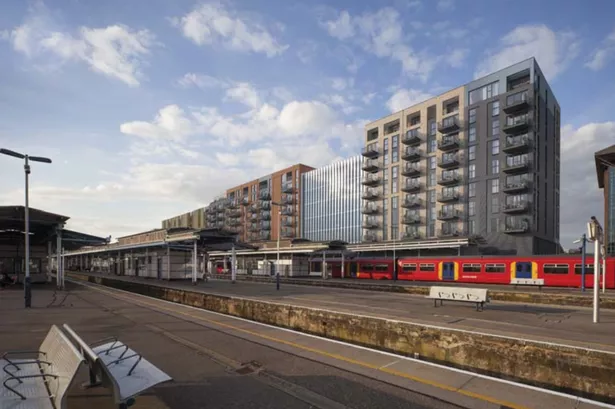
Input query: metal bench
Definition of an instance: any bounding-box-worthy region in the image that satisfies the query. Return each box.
[427,286,489,311]
[0,324,85,409]
[62,324,172,409]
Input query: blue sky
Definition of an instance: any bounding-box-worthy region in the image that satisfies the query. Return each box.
[0,0,614,247]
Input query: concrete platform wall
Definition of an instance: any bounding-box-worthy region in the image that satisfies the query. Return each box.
[69,272,615,403]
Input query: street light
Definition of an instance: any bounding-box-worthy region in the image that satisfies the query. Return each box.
[0,148,52,308]
[588,216,604,324]
[573,234,588,292]
[271,201,283,289]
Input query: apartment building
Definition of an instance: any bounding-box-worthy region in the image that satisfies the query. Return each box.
[162,207,207,230]
[595,144,615,255]
[301,156,363,243]
[215,164,314,243]
[362,58,560,255]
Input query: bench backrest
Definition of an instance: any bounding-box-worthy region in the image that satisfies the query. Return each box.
[62,324,99,364]
[429,286,488,302]
[40,325,86,409]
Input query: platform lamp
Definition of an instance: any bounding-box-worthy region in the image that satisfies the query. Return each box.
[588,216,604,324]
[0,148,52,308]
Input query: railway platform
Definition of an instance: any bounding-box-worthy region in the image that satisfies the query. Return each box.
[70,271,615,352]
[3,280,613,409]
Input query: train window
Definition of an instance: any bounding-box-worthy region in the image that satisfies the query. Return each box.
[402,263,417,272]
[574,264,594,275]
[419,263,435,272]
[375,264,389,272]
[363,264,374,271]
[543,264,569,274]
[485,263,505,273]
[462,263,481,273]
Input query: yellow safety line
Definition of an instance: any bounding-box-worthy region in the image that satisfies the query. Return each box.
[84,282,531,409]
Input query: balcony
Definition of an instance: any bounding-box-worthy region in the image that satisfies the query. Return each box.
[226,209,241,218]
[362,159,381,173]
[217,213,226,220]
[401,232,422,240]
[437,192,460,203]
[362,204,380,214]
[503,181,529,193]
[402,130,422,145]
[437,210,460,221]
[281,230,295,239]
[282,219,294,227]
[503,135,531,154]
[438,116,461,134]
[502,202,529,214]
[281,207,294,216]
[361,146,380,158]
[282,183,294,194]
[438,155,460,169]
[362,188,380,201]
[401,180,421,193]
[259,232,271,241]
[503,115,530,134]
[401,213,421,225]
[437,173,461,186]
[249,225,260,232]
[261,223,271,231]
[363,233,379,242]
[241,197,250,206]
[227,200,239,209]
[261,212,271,221]
[260,201,271,210]
[503,160,530,174]
[259,190,272,200]
[249,213,259,221]
[227,219,241,227]
[402,147,421,161]
[362,219,379,229]
[504,221,530,234]
[503,91,530,114]
[438,229,461,238]
[401,164,421,177]
[401,198,421,208]
[362,173,381,186]
[281,195,294,205]
[438,135,460,151]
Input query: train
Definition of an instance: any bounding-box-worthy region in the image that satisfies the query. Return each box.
[326,254,615,289]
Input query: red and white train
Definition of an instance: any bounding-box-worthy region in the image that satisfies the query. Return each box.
[327,255,615,289]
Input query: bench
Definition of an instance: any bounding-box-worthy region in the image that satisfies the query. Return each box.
[0,324,85,409]
[427,286,489,311]
[62,324,172,409]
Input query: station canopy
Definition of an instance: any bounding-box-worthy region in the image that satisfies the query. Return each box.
[0,205,108,250]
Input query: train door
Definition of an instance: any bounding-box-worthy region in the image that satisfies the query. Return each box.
[157,258,162,279]
[442,262,455,281]
[349,262,358,278]
[514,262,532,279]
[134,259,139,277]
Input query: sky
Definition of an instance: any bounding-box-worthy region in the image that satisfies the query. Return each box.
[0,0,614,248]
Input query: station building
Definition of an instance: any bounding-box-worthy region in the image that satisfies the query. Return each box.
[595,144,615,255]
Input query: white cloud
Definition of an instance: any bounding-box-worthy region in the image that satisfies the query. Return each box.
[446,48,468,68]
[585,27,615,71]
[278,101,336,136]
[386,88,432,113]
[559,122,615,246]
[475,24,580,81]
[437,0,455,12]
[8,4,153,86]
[172,2,288,57]
[224,82,261,108]
[120,105,199,142]
[331,77,354,91]
[321,8,438,80]
[177,72,229,89]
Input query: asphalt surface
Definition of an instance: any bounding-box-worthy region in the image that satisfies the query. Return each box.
[0,283,466,409]
[78,272,615,351]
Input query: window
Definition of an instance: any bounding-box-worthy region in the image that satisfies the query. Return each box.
[485,263,505,273]
[384,138,389,166]
[429,156,436,169]
[402,263,417,273]
[492,118,500,137]
[491,139,500,155]
[463,263,481,273]
[469,163,476,179]
[492,159,500,175]
[469,124,476,142]
[384,168,390,195]
[469,81,500,104]
[469,145,476,161]
[363,264,374,272]
[491,178,499,193]
[392,134,399,163]
[492,101,500,116]
[468,182,476,198]
[469,201,475,216]
[419,263,435,272]
[375,264,389,272]
[392,166,399,193]
[492,196,499,214]
[469,108,476,124]
[468,219,475,235]
[544,264,569,274]
[574,264,594,275]
[428,172,436,187]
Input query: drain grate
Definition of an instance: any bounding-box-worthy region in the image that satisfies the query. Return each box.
[235,360,262,375]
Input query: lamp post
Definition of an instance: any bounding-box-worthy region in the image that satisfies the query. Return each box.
[1,148,52,308]
[271,201,282,290]
[573,234,588,292]
[588,216,603,324]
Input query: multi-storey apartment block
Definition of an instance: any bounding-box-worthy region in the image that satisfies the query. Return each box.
[362,58,560,255]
